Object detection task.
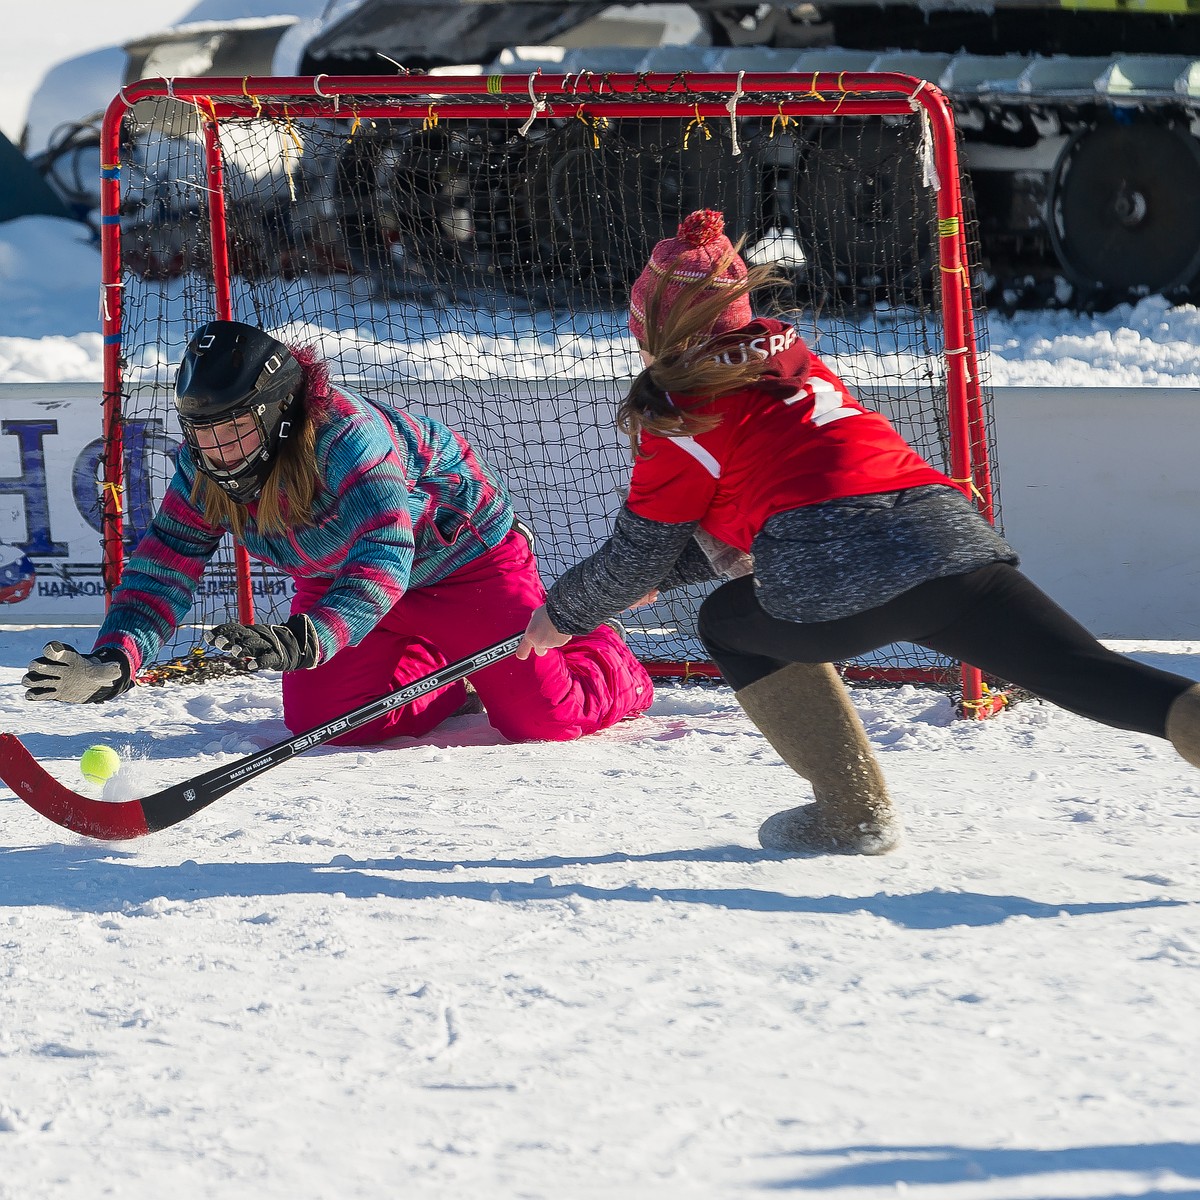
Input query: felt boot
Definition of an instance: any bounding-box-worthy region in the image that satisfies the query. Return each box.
[736,662,902,855]
[1165,682,1200,768]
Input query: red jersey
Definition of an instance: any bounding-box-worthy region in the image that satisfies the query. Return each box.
[624,319,954,552]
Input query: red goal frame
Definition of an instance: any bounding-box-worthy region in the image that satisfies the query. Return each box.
[96,70,1001,715]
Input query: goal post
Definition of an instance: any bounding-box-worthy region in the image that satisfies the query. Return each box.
[96,69,1001,712]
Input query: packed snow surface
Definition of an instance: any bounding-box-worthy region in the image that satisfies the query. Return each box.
[3,627,1200,1198]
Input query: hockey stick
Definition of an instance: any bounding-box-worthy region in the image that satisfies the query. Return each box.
[1,633,523,842]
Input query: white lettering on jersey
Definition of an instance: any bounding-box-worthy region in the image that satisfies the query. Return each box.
[783,377,862,427]
[715,324,798,366]
[670,436,722,479]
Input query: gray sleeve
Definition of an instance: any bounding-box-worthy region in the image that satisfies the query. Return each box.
[545,505,700,635]
[655,537,721,591]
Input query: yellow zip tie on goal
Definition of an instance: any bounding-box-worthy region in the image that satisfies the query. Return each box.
[102,481,124,514]
[423,104,439,131]
[770,102,795,137]
[950,475,987,504]
[960,686,1008,718]
[280,108,303,202]
[832,73,852,113]
[574,106,609,149]
[282,111,303,155]
[191,96,218,126]
[240,78,263,118]
[683,103,711,149]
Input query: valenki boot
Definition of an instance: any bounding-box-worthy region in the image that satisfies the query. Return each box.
[735,662,902,855]
[1166,683,1200,768]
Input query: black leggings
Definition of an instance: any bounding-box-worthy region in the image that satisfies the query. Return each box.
[697,563,1194,739]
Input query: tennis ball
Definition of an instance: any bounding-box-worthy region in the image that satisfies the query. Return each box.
[80,744,121,785]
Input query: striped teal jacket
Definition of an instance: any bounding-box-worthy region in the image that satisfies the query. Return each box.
[94,383,513,673]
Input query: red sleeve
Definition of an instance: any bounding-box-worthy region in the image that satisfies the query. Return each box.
[625,428,722,524]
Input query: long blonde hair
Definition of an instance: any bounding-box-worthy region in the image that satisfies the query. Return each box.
[617,241,788,454]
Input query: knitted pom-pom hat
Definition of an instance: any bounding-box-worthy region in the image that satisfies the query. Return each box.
[628,209,752,345]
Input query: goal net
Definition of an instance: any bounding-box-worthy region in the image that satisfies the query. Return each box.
[98,71,998,702]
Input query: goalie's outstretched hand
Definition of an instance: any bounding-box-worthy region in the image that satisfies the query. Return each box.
[23,642,133,703]
[516,605,573,660]
[206,614,320,672]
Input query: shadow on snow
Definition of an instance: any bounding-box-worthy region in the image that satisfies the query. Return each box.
[0,842,1186,929]
[757,1141,1200,1192]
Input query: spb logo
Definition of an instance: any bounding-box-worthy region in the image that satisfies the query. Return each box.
[0,544,35,604]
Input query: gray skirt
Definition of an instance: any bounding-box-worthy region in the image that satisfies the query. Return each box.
[751,484,1019,624]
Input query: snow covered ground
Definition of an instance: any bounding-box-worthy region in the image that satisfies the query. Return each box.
[3,628,1200,1198]
[4,8,1200,1200]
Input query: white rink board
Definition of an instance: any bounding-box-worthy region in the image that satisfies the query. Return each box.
[2,381,1198,638]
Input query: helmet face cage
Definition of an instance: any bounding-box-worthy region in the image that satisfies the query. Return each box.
[180,405,276,503]
[175,321,302,504]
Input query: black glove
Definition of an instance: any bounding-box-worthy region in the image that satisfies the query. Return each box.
[23,642,133,704]
[206,614,320,671]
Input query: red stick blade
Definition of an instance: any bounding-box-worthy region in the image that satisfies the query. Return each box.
[0,733,150,840]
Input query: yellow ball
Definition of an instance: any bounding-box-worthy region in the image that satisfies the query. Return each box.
[80,744,121,784]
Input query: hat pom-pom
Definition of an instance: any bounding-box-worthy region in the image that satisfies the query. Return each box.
[678,209,725,248]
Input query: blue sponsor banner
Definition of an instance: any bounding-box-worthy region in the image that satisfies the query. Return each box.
[0,382,297,618]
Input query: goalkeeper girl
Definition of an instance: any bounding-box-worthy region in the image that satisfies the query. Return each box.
[23,320,651,743]
[518,208,1200,854]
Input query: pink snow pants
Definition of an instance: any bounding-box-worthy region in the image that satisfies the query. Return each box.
[282,528,653,745]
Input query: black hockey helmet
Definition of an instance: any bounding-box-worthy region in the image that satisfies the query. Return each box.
[174,320,303,504]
